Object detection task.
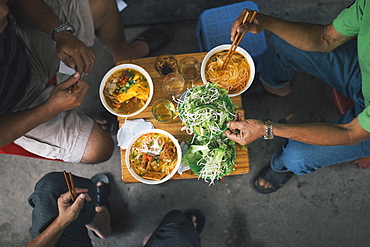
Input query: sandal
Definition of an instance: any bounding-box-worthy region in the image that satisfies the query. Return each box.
[134,24,174,55]
[91,173,111,208]
[91,173,111,238]
[253,165,294,194]
[184,209,206,234]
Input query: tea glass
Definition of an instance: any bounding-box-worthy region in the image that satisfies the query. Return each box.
[151,99,176,122]
[154,53,178,76]
[162,72,186,99]
[178,57,200,88]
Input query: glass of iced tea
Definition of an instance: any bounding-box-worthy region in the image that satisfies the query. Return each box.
[154,53,178,76]
[151,99,176,122]
[162,72,186,98]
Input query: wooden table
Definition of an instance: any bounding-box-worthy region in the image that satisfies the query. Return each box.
[116,52,250,183]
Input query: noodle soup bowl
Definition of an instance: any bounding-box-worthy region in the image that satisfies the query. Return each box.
[201,44,255,97]
[125,129,182,185]
[99,64,154,117]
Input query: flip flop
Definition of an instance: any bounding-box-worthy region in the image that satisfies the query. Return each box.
[184,209,206,234]
[134,24,174,55]
[253,165,294,194]
[90,173,111,238]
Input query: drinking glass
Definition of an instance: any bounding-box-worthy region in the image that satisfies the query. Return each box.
[162,72,186,98]
[151,99,176,122]
[154,53,178,76]
[178,57,200,87]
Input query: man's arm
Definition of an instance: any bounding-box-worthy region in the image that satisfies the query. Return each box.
[225,117,370,146]
[25,189,91,247]
[9,0,95,74]
[230,10,354,52]
[0,73,89,146]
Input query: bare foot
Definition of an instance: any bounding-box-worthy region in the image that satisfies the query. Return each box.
[262,82,292,97]
[258,178,273,189]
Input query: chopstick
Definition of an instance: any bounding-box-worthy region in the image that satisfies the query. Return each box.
[63,171,77,201]
[221,10,258,70]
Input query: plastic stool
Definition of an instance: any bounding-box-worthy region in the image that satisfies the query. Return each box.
[195,1,267,71]
[328,85,370,169]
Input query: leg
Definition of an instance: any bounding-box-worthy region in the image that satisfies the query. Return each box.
[89,0,149,61]
[28,172,96,246]
[272,105,369,175]
[260,35,361,99]
[14,108,113,163]
[86,174,112,239]
[143,210,202,247]
[81,122,114,163]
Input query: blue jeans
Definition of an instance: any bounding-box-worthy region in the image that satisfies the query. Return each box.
[260,35,370,175]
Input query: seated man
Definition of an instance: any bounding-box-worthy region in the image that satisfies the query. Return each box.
[225,0,370,193]
[26,172,205,247]
[0,0,170,163]
[26,172,111,247]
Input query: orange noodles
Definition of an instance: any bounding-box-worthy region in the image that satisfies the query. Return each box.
[129,132,178,181]
[205,50,250,94]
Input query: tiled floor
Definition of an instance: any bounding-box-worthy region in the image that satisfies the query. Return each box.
[1,1,370,246]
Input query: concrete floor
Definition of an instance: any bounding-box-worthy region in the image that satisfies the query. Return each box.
[1,0,370,246]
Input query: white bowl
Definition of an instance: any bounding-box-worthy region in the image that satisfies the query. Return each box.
[200,44,255,97]
[99,64,154,117]
[125,129,182,184]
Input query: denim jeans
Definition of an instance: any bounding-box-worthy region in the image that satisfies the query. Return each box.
[260,35,370,175]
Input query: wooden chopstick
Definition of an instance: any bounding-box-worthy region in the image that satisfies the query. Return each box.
[63,171,77,201]
[221,10,257,70]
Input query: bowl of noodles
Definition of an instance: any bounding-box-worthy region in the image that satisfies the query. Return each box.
[100,64,154,117]
[201,44,255,97]
[125,129,182,184]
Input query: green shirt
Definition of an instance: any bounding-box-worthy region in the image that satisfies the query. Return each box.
[333,0,370,132]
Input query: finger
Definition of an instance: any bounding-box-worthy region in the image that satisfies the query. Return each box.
[71,193,87,212]
[81,50,96,74]
[230,9,247,41]
[234,112,242,121]
[72,50,95,75]
[70,53,85,75]
[74,188,91,201]
[60,72,81,90]
[60,54,76,70]
[226,120,246,130]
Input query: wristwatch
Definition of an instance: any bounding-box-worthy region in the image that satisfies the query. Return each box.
[51,22,76,41]
[261,119,274,140]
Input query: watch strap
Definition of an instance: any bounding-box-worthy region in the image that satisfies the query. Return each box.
[262,119,274,140]
[51,22,75,41]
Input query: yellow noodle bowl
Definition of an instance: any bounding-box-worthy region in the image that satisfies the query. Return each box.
[205,50,250,95]
[129,132,178,181]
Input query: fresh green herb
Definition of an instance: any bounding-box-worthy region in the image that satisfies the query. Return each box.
[179,83,237,185]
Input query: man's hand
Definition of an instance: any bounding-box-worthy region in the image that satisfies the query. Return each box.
[55,31,96,75]
[25,188,91,247]
[45,72,89,113]
[56,188,91,226]
[230,9,265,42]
[224,119,265,145]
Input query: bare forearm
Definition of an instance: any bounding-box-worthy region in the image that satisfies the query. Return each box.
[259,14,330,51]
[0,103,58,146]
[273,120,370,146]
[25,217,69,247]
[10,0,62,34]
